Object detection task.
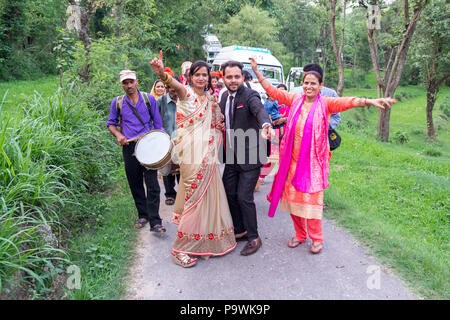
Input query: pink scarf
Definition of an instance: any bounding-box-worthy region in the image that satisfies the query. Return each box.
[267,94,329,218]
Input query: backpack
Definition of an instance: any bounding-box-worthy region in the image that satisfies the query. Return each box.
[115,92,153,132]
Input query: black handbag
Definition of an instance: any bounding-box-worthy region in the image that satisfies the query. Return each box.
[328,127,341,151]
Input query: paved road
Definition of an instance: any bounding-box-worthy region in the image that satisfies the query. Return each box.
[126,174,418,300]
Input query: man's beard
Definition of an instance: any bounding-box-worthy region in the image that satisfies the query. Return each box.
[225,83,241,93]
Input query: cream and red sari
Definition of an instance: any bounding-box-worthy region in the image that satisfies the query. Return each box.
[171,87,236,256]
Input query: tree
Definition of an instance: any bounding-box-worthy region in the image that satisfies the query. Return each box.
[217,4,292,69]
[365,0,430,142]
[274,0,322,68]
[67,0,103,82]
[329,0,347,96]
[218,5,279,48]
[410,0,450,138]
[53,28,76,89]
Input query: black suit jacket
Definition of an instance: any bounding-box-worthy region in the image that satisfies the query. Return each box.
[219,84,271,171]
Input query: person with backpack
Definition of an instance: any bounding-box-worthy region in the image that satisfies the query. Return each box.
[157,76,181,206]
[106,70,166,232]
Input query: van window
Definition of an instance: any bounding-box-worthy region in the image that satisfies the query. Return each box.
[242,63,283,84]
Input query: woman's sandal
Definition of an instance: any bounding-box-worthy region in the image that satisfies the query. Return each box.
[150,224,166,233]
[288,237,305,248]
[310,242,323,254]
[135,218,148,229]
[172,252,197,268]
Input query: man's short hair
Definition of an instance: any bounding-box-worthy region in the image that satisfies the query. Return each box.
[303,63,323,78]
[243,70,253,81]
[221,60,244,76]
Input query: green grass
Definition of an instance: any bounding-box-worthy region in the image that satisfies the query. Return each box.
[63,179,137,300]
[0,76,59,116]
[0,76,133,299]
[325,84,450,299]
[343,85,450,160]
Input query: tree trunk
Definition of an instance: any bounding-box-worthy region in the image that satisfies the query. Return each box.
[114,1,122,38]
[329,0,346,96]
[68,0,98,83]
[367,0,429,142]
[59,67,63,89]
[426,85,437,139]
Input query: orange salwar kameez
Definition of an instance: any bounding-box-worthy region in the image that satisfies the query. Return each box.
[265,85,356,243]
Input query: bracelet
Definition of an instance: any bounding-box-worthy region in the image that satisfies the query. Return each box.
[161,73,172,85]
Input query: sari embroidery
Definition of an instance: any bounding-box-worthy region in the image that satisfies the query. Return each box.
[172,87,236,256]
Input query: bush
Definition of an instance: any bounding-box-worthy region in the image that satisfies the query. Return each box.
[423,148,442,157]
[393,131,409,144]
[0,86,120,297]
[438,94,450,118]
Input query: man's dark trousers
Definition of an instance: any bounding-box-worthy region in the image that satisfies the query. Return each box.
[122,141,161,227]
[163,173,180,199]
[222,162,261,241]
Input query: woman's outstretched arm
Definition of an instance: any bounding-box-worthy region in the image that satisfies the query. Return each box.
[249,58,300,107]
[325,96,397,114]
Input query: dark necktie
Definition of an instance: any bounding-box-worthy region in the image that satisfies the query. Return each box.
[228,95,234,128]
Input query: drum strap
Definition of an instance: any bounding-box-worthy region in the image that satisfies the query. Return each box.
[116,92,153,132]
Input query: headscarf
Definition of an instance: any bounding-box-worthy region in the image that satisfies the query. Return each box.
[150,79,165,100]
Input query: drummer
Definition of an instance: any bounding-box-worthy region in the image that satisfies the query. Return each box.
[106,70,166,232]
[157,75,181,206]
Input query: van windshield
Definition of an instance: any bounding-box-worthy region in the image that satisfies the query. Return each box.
[243,63,283,84]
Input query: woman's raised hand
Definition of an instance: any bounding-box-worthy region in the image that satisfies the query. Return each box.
[367,97,397,110]
[249,57,258,73]
[150,50,165,77]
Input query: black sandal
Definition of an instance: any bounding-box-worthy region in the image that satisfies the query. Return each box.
[150,224,166,233]
[135,218,148,229]
[165,197,175,205]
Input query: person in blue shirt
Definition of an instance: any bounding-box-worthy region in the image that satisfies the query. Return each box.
[157,76,181,206]
[291,63,341,130]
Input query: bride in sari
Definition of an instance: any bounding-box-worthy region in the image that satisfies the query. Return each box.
[150,52,236,267]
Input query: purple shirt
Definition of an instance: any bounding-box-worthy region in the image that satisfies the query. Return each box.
[106,90,163,140]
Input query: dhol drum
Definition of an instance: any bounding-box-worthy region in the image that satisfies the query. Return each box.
[133,130,179,175]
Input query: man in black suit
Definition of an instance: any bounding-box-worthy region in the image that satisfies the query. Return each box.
[219,60,274,256]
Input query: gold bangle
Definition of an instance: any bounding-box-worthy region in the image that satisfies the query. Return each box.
[162,73,172,85]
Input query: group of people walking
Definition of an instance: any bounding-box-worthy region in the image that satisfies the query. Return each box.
[106,51,395,268]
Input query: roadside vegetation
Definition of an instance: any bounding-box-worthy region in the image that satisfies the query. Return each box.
[0,80,136,299]
[0,0,448,300]
[325,85,449,299]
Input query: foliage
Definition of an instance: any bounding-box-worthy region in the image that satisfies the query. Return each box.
[69,37,156,109]
[0,83,120,297]
[53,28,77,87]
[393,130,409,144]
[0,0,66,81]
[437,94,450,118]
[273,0,323,67]
[216,4,293,73]
[409,0,450,90]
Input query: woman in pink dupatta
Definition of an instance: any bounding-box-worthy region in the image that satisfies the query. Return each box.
[250,58,395,254]
[151,53,236,268]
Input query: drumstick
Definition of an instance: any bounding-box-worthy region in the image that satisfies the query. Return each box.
[126,137,139,143]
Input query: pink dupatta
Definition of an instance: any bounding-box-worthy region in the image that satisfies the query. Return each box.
[267,93,329,218]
